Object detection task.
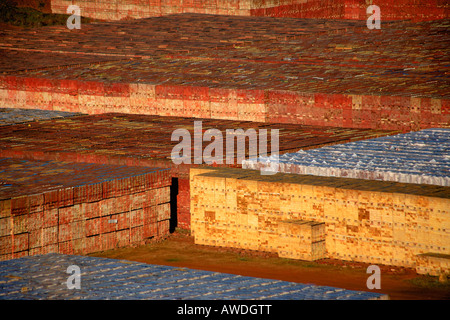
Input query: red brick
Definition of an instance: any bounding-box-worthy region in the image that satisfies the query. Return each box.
[11,196,28,216]
[28,194,44,214]
[43,190,59,210]
[29,229,42,249]
[85,218,101,236]
[81,201,100,220]
[78,81,105,96]
[42,226,58,246]
[86,235,101,253]
[143,222,157,239]
[117,229,130,247]
[130,209,144,228]
[101,232,117,251]
[59,204,82,224]
[104,82,130,97]
[113,211,130,230]
[0,199,11,218]
[0,235,12,255]
[0,217,12,237]
[143,206,157,225]
[157,220,170,238]
[43,208,58,227]
[156,203,170,222]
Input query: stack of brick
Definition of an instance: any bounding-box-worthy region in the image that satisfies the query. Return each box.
[190,167,450,272]
[0,158,171,261]
[51,0,305,20]
[49,0,449,21]
[1,15,448,132]
[277,220,326,261]
[0,113,393,230]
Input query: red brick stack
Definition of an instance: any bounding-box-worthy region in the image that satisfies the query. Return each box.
[0,158,171,261]
[48,0,449,22]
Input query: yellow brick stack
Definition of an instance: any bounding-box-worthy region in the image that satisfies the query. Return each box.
[190,167,450,273]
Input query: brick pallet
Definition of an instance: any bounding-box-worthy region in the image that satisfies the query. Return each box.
[1,16,448,132]
[0,113,395,229]
[190,167,450,274]
[0,158,171,261]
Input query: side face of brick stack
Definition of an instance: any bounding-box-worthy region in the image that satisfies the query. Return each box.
[0,158,171,261]
[190,167,450,273]
[1,16,448,133]
[49,0,449,21]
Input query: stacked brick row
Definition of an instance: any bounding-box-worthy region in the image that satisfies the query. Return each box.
[190,167,450,271]
[49,0,449,21]
[251,0,449,22]
[0,113,394,230]
[1,15,448,132]
[0,158,171,261]
[1,77,447,132]
[416,253,450,276]
[243,128,450,187]
[51,0,302,20]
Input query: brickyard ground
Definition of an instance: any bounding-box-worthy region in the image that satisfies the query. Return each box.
[89,228,450,300]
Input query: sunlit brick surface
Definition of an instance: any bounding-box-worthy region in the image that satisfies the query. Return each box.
[0,158,171,261]
[1,15,448,131]
[0,253,388,300]
[190,167,450,270]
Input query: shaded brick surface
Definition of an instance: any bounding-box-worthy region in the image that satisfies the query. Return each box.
[0,158,171,261]
[1,15,448,131]
[0,253,388,300]
[47,0,449,21]
[0,108,82,126]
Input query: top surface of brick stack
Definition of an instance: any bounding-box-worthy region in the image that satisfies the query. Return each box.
[243,128,450,186]
[1,15,448,100]
[0,157,170,200]
[1,14,448,131]
[0,113,394,169]
[0,107,82,126]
